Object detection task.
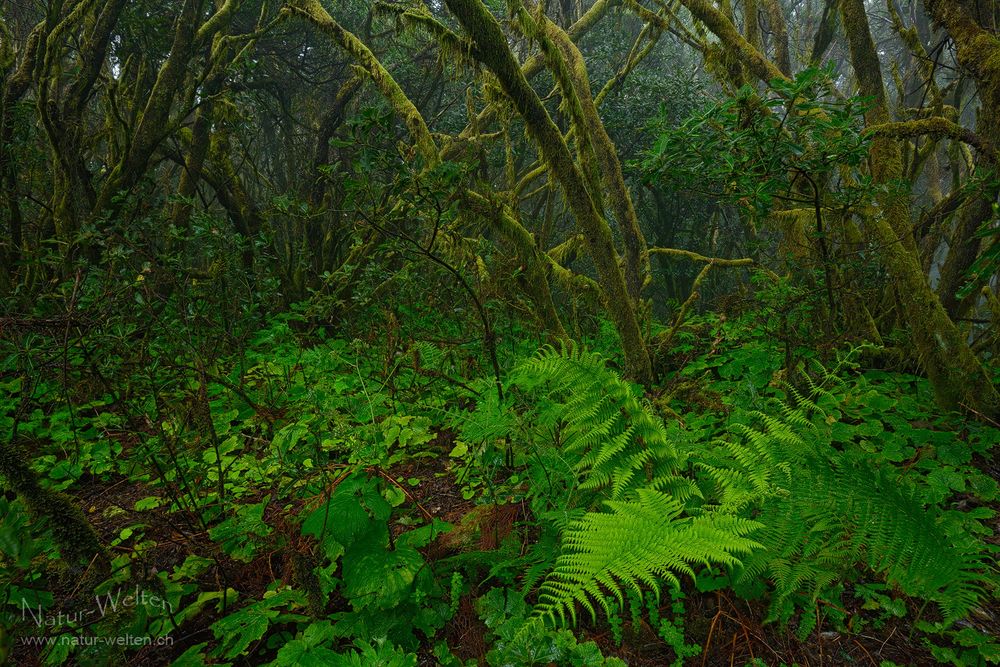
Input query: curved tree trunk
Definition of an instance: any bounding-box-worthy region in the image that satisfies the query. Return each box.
[543,18,651,305]
[443,0,654,383]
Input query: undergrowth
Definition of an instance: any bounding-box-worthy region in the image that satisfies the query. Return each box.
[0,312,997,666]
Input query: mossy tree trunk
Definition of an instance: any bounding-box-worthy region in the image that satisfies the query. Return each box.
[840,0,1000,417]
[35,0,129,243]
[0,21,42,277]
[922,0,1000,321]
[288,0,575,350]
[170,1,238,236]
[0,440,107,577]
[443,0,654,384]
[92,0,203,219]
[675,0,999,415]
[542,17,651,305]
[463,192,570,341]
[762,0,791,76]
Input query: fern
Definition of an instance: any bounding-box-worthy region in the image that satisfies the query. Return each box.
[471,344,763,625]
[536,489,760,625]
[451,383,516,443]
[512,344,696,501]
[710,384,993,625]
[460,344,993,631]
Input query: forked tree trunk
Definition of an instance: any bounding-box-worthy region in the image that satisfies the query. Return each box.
[443,0,654,384]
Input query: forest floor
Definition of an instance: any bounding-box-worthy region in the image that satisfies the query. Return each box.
[12,431,994,667]
[6,320,1000,667]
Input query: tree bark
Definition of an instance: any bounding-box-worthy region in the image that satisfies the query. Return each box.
[543,17,650,305]
[444,0,653,383]
[841,0,999,416]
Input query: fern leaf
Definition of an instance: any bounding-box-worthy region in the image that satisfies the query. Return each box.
[536,489,761,625]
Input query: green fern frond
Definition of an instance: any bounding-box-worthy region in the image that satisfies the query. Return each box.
[536,489,761,625]
[719,387,993,625]
[449,384,515,443]
[511,344,683,500]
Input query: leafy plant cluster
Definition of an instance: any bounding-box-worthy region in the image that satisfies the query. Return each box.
[442,324,997,664]
[1,301,998,666]
[641,66,872,216]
